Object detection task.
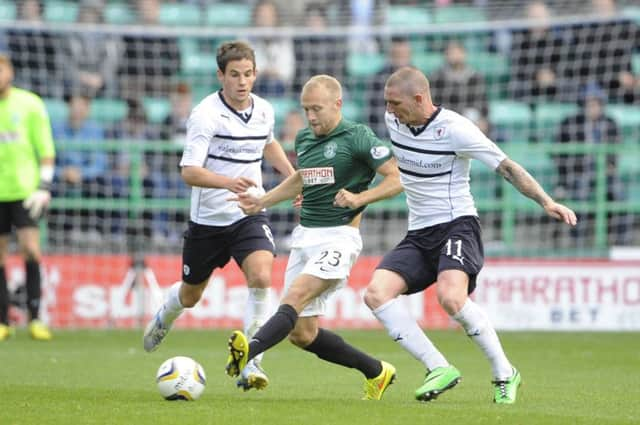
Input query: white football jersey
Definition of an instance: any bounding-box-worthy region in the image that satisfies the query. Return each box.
[385,107,507,230]
[180,91,274,226]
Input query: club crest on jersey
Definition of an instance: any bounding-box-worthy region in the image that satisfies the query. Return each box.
[435,127,446,139]
[300,167,335,185]
[370,146,390,159]
[324,142,338,159]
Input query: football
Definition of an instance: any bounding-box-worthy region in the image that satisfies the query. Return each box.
[156,356,206,401]
[244,185,266,198]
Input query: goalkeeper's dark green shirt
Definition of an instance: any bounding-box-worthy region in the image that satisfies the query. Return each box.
[295,119,393,227]
[0,87,55,201]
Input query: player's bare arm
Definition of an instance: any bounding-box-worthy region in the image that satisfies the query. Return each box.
[334,158,402,209]
[229,171,303,215]
[496,158,577,226]
[263,138,296,177]
[181,165,257,193]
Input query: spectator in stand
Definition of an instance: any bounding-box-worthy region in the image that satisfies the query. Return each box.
[119,0,180,97]
[61,0,122,98]
[364,37,412,137]
[50,93,108,238]
[567,0,638,103]
[277,109,306,165]
[508,1,573,103]
[431,40,489,135]
[161,82,193,147]
[7,0,63,97]
[553,81,632,245]
[293,3,347,92]
[250,0,295,97]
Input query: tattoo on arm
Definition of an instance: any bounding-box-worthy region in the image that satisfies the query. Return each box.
[495,159,551,207]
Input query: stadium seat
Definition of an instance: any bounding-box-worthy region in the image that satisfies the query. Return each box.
[470,163,500,205]
[0,1,16,20]
[533,102,578,143]
[385,6,432,27]
[89,98,128,123]
[489,100,532,143]
[181,53,218,76]
[433,6,487,24]
[205,3,251,27]
[412,52,445,76]
[503,143,555,206]
[342,99,362,121]
[143,97,172,124]
[466,52,509,78]
[267,97,298,129]
[104,3,135,25]
[632,53,640,75]
[347,52,386,78]
[159,3,201,26]
[43,98,68,123]
[622,6,640,24]
[44,1,79,23]
[606,104,640,144]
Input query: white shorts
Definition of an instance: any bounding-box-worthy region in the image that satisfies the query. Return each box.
[284,224,363,317]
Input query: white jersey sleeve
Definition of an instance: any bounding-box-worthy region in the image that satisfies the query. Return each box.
[180,104,218,167]
[450,117,507,171]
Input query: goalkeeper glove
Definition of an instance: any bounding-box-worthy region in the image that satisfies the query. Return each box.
[23,185,51,220]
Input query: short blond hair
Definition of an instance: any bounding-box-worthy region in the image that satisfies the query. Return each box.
[386,66,430,96]
[301,74,342,100]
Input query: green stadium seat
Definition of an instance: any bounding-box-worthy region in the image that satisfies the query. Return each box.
[622,6,640,24]
[347,52,386,78]
[159,3,201,26]
[412,52,445,76]
[385,6,432,27]
[470,163,499,203]
[534,102,578,143]
[44,1,79,23]
[503,143,555,206]
[90,98,128,123]
[0,1,16,20]
[104,3,135,25]
[205,3,251,27]
[43,98,68,123]
[143,97,172,124]
[606,104,640,129]
[342,99,362,121]
[489,100,532,143]
[466,52,509,78]
[181,53,218,76]
[632,54,640,75]
[267,97,298,129]
[433,6,486,24]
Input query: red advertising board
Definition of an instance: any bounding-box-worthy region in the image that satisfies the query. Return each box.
[6,256,640,330]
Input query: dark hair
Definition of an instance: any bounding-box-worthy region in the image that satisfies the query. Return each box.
[216,41,256,73]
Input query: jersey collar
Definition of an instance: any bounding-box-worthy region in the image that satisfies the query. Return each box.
[407,106,442,136]
[218,90,254,124]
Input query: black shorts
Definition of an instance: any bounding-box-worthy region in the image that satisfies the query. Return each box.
[0,200,38,235]
[376,215,484,295]
[181,214,275,284]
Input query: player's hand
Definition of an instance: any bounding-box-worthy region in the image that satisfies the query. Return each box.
[23,189,51,219]
[227,177,258,194]
[227,191,263,215]
[292,194,303,209]
[544,201,577,226]
[333,188,361,209]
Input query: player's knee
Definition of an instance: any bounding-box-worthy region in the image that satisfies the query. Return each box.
[363,283,389,310]
[437,288,465,315]
[288,328,314,348]
[180,286,203,308]
[247,270,271,289]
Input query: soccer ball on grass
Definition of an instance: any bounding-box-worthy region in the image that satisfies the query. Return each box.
[156,356,206,401]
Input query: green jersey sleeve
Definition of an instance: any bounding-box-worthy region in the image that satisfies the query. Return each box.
[353,124,393,170]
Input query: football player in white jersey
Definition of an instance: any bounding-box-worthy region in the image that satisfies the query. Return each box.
[143,41,295,392]
[364,67,577,404]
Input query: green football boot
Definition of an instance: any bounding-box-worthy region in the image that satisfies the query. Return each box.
[414,365,462,402]
[493,368,522,404]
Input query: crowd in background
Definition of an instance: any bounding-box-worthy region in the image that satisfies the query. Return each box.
[0,0,638,247]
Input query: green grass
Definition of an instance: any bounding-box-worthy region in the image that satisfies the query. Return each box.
[1,330,639,425]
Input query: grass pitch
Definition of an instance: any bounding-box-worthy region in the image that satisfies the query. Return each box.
[1,329,638,425]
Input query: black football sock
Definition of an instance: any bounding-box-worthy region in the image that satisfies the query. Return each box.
[304,328,383,379]
[247,304,298,362]
[0,266,8,324]
[25,260,41,321]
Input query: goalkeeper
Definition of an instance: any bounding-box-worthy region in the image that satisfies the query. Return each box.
[0,54,55,341]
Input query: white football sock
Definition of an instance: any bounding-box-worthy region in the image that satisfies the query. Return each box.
[373,298,449,371]
[245,287,271,364]
[452,298,513,380]
[158,281,184,327]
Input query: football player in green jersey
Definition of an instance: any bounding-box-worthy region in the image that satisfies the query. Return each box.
[0,54,55,341]
[225,74,402,399]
